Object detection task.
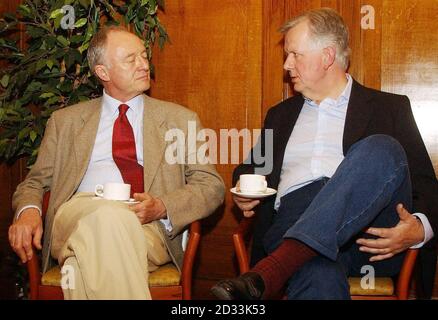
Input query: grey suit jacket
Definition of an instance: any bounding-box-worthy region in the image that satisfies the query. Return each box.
[12,94,225,273]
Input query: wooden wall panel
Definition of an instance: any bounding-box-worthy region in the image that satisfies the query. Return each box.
[262,0,286,119]
[381,0,438,174]
[151,0,438,299]
[358,0,382,89]
[150,0,263,298]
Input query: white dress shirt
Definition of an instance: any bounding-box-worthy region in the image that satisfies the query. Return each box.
[274,74,433,247]
[77,91,144,192]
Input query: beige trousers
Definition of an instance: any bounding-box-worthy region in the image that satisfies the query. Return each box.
[51,193,171,300]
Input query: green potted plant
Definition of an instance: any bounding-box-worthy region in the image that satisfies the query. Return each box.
[0,0,168,299]
[0,0,168,167]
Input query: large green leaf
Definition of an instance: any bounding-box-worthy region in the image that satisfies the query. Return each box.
[0,74,9,88]
[56,35,70,47]
[74,18,88,28]
[30,130,37,142]
[49,8,64,19]
[17,5,32,18]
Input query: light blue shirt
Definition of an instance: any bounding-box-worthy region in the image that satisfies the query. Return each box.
[77,91,144,192]
[275,75,352,210]
[274,74,433,247]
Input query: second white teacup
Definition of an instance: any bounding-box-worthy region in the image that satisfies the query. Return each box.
[239,174,267,193]
[95,182,131,200]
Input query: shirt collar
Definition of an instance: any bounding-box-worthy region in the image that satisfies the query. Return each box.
[102,90,144,117]
[304,73,353,107]
[337,73,353,104]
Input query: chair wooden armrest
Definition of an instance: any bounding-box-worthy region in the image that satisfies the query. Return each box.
[180,220,201,300]
[27,247,41,300]
[232,217,255,274]
[232,215,419,300]
[26,190,202,300]
[395,248,418,300]
[26,191,50,300]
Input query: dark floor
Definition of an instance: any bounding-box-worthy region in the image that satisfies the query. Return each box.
[1,248,437,300]
[0,248,18,299]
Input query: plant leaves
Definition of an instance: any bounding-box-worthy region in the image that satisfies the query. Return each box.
[74,18,87,28]
[17,5,32,17]
[30,130,37,142]
[18,127,30,140]
[46,60,54,70]
[26,81,42,92]
[78,42,90,54]
[49,8,64,19]
[26,26,46,38]
[70,34,85,44]
[1,74,9,88]
[45,96,60,105]
[79,0,91,9]
[148,0,157,14]
[0,0,169,167]
[40,92,55,98]
[56,35,70,47]
[36,59,47,72]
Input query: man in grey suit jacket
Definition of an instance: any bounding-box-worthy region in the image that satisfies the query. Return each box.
[9,26,225,299]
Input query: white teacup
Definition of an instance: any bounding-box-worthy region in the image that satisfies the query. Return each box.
[239,174,267,193]
[94,182,131,200]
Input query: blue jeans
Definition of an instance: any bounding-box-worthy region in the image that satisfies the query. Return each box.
[263,135,412,299]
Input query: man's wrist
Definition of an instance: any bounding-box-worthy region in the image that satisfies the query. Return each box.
[16,206,41,221]
[414,216,425,244]
[409,214,427,249]
[156,198,167,219]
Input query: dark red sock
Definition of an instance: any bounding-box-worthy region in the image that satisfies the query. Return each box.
[252,239,317,299]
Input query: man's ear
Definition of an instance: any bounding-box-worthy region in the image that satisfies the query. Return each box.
[322,46,336,70]
[94,64,110,82]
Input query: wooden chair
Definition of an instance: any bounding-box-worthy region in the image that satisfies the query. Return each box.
[26,192,201,300]
[233,217,419,300]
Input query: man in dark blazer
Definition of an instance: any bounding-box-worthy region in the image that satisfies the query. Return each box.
[212,8,438,300]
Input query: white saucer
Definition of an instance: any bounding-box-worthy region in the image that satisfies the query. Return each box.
[92,197,140,204]
[230,187,277,199]
[123,198,140,204]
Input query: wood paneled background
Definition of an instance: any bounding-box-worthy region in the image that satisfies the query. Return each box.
[149,0,264,298]
[1,0,437,299]
[151,0,438,299]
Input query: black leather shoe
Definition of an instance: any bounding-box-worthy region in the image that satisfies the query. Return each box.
[210,272,265,300]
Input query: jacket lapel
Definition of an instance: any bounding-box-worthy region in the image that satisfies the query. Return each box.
[73,98,102,189]
[342,80,374,154]
[142,95,168,192]
[270,95,304,187]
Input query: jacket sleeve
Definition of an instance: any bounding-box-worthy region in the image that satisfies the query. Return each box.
[12,114,58,220]
[394,96,438,237]
[159,113,225,237]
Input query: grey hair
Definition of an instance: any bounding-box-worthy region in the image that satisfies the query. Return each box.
[87,25,130,75]
[280,8,351,70]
